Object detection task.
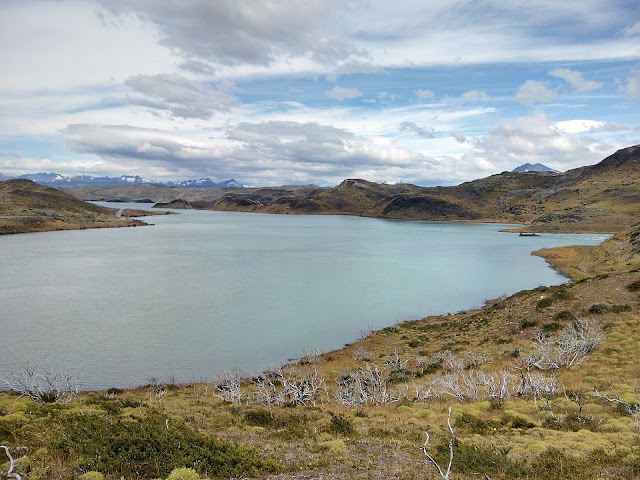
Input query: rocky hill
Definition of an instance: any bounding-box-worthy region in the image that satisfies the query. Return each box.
[0,179,161,234]
[512,162,558,173]
[207,144,640,233]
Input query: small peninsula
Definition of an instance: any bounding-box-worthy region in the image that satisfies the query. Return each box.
[0,179,170,235]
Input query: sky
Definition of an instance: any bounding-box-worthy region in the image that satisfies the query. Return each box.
[0,1,639,187]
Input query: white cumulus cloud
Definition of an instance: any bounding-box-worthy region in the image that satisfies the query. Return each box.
[619,75,640,99]
[515,80,557,105]
[621,20,640,37]
[548,68,603,92]
[460,90,488,101]
[416,90,435,100]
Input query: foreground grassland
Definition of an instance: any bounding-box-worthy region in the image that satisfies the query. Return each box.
[3,224,640,479]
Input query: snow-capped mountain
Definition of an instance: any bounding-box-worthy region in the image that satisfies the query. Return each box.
[166,178,244,188]
[14,173,154,187]
[0,172,244,189]
[512,163,559,173]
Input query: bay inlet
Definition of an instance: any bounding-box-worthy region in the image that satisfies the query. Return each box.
[0,205,609,390]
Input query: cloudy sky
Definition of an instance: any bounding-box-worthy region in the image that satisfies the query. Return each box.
[1,1,639,186]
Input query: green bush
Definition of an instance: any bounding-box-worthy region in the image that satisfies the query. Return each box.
[611,304,632,313]
[553,310,575,321]
[626,280,640,292]
[542,412,598,432]
[243,409,274,427]
[541,322,562,333]
[432,440,527,479]
[531,447,596,480]
[53,412,278,479]
[78,472,105,480]
[455,412,490,434]
[500,412,535,429]
[327,414,355,436]
[520,319,538,329]
[167,467,200,480]
[536,297,555,309]
[554,288,574,300]
[589,303,611,314]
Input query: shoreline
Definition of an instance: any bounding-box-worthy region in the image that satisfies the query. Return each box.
[3,220,609,394]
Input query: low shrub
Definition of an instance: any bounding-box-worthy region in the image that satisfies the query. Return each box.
[589,303,611,314]
[500,412,535,429]
[611,304,632,313]
[626,280,640,292]
[554,288,574,300]
[554,310,575,321]
[166,468,200,480]
[520,319,538,329]
[542,412,598,432]
[78,473,105,480]
[243,409,274,427]
[53,411,278,479]
[536,297,555,309]
[455,412,490,434]
[531,447,596,480]
[327,413,355,436]
[430,440,528,479]
[541,322,562,333]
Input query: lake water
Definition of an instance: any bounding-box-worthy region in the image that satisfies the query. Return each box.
[0,205,609,390]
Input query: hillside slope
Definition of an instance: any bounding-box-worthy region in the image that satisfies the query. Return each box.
[0,179,155,234]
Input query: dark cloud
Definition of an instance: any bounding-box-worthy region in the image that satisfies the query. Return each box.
[102,0,367,67]
[325,86,363,101]
[62,121,434,185]
[451,131,467,143]
[227,121,416,167]
[399,121,435,138]
[125,73,236,119]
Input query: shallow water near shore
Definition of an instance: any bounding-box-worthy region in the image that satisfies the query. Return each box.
[0,205,609,390]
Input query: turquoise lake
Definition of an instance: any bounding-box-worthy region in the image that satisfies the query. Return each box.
[0,205,609,389]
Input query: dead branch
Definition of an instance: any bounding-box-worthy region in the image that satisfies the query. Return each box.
[422,406,455,480]
[594,386,640,430]
[2,365,79,404]
[0,445,26,480]
[211,368,245,404]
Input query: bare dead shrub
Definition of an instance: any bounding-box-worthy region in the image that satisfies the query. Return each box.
[2,365,79,404]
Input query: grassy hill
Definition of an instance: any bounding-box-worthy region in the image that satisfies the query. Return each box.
[0,179,166,234]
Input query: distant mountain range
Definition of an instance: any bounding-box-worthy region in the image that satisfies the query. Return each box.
[0,172,244,189]
[512,163,558,173]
